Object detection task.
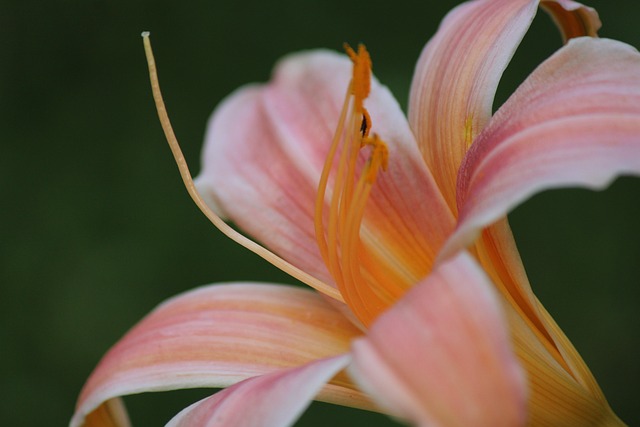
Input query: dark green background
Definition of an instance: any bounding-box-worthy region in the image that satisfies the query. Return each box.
[1,0,638,425]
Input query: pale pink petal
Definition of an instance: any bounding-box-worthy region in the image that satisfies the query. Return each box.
[71,283,369,427]
[442,37,640,259]
[409,0,538,211]
[195,83,333,286]
[196,50,454,299]
[166,355,350,427]
[408,0,599,212]
[349,251,527,427]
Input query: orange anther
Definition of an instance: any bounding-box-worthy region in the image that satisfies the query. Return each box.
[362,134,389,183]
[343,43,372,110]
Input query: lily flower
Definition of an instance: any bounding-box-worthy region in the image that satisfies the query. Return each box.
[71,0,640,425]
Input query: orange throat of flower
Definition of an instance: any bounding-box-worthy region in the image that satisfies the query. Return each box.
[314,44,392,327]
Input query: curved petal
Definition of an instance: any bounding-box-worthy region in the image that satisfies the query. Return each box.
[348,252,527,427]
[70,283,370,427]
[408,0,598,212]
[409,0,539,211]
[196,83,334,289]
[166,355,350,427]
[438,39,640,419]
[196,80,332,283]
[444,37,640,259]
[196,50,454,301]
[540,0,601,42]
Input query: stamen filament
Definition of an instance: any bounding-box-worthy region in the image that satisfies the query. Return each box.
[142,32,343,302]
[338,100,362,240]
[313,43,391,325]
[343,170,385,320]
[314,84,352,270]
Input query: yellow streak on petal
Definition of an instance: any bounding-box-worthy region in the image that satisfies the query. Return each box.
[464,115,475,149]
[141,33,342,302]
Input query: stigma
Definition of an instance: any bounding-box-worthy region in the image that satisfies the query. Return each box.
[314,44,390,326]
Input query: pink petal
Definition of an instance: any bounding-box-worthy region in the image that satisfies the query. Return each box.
[196,50,454,302]
[409,0,538,211]
[71,283,368,427]
[166,355,350,427]
[408,0,599,212]
[443,37,640,259]
[349,251,527,427]
[195,82,333,287]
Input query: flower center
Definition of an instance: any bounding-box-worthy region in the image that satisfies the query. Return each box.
[314,44,391,327]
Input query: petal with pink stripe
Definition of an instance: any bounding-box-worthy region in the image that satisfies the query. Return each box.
[408,0,599,212]
[70,283,369,427]
[443,37,640,259]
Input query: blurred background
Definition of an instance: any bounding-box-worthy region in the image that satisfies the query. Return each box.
[1,0,638,425]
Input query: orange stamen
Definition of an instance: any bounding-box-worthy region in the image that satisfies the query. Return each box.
[314,44,391,326]
[362,134,389,183]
